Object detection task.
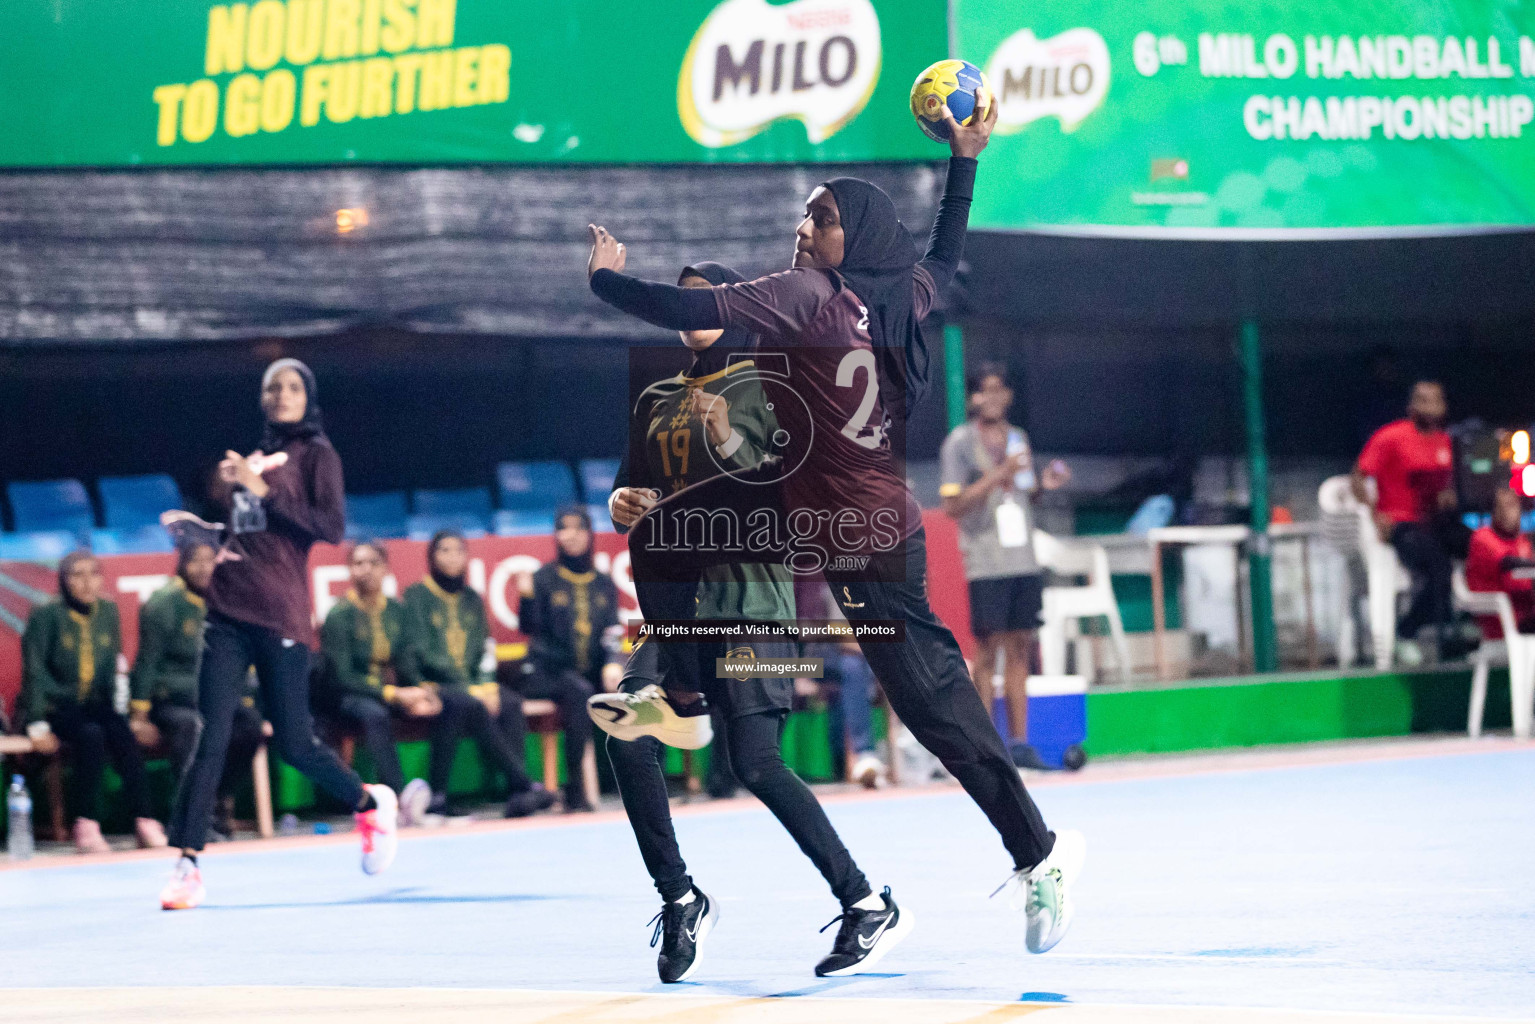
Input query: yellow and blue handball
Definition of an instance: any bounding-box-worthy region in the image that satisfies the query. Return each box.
[910,59,991,143]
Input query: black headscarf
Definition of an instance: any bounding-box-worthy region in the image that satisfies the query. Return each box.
[258,357,326,454]
[678,262,757,377]
[58,550,97,616]
[554,504,595,573]
[820,178,928,416]
[427,529,467,594]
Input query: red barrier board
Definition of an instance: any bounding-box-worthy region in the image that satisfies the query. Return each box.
[0,512,974,716]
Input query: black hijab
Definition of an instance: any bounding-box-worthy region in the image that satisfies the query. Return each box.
[554,504,595,574]
[820,178,928,417]
[427,529,467,594]
[258,357,326,454]
[678,261,757,378]
[58,550,97,616]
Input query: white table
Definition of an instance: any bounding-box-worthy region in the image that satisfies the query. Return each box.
[1147,525,1251,680]
[1146,522,1325,680]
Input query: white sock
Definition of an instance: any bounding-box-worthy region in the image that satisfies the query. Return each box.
[852,891,885,911]
[672,889,697,906]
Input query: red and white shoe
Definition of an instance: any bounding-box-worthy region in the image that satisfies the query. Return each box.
[160,858,205,911]
[355,784,398,875]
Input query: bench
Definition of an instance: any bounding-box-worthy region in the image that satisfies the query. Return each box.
[0,732,274,842]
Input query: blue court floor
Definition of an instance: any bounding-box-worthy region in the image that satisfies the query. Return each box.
[2,739,1532,1021]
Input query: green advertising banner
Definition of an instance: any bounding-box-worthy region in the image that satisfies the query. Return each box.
[0,0,946,166]
[957,1,1535,234]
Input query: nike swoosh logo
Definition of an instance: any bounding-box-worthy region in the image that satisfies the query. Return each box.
[684,900,707,941]
[857,912,893,950]
[593,706,628,723]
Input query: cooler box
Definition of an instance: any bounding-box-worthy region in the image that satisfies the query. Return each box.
[1025,674,1087,769]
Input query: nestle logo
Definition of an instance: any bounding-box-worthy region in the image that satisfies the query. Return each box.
[787,8,852,30]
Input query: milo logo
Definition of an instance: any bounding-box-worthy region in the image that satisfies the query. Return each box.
[985,27,1110,133]
[679,0,882,147]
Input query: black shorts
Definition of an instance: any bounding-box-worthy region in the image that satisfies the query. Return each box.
[620,636,794,719]
[968,574,1044,638]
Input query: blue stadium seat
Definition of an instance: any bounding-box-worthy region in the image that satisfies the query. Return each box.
[98,474,183,529]
[7,479,94,535]
[492,509,556,537]
[496,461,577,512]
[0,530,79,562]
[406,512,489,542]
[413,487,493,517]
[346,492,409,540]
[587,503,615,532]
[89,526,175,555]
[578,458,621,503]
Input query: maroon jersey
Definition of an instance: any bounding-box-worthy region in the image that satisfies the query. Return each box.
[713,266,935,553]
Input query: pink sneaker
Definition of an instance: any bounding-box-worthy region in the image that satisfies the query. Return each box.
[160,857,205,911]
[73,817,111,855]
[355,784,398,875]
[135,817,168,849]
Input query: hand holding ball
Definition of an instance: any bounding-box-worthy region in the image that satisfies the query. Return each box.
[910,59,993,146]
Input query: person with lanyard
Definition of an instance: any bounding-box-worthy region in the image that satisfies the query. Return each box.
[507,507,623,813]
[400,530,557,819]
[131,539,263,842]
[160,358,397,911]
[594,262,902,981]
[584,93,1085,957]
[22,551,167,854]
[940,363,1070,769]
[1353,380,1461,663]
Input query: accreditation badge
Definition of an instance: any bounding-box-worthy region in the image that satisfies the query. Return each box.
[996,495,1029,548]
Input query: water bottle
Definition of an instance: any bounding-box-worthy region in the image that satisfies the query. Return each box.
[7,776,34,861]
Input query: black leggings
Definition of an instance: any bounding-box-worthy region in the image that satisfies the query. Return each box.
[500,669,594,797]
[334,688,533,796]
[607,709,871,907]
[48,703,152,824]
[169,612,365,851]
[631,516,1054,872]
[152,700,263,798]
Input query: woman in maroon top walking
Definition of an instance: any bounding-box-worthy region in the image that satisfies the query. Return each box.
[160,358,398,911]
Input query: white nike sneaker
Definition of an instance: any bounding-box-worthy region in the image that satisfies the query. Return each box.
[996,829,1086,954]
[587,686,714,750]
[355,784,399,876]
[399,778,432,828]
[850,753,886,790]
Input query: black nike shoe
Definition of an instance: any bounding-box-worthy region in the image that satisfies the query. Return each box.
[814,887,915,977]
[649,886,719,983]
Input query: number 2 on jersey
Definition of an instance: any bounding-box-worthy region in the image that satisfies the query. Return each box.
[836,349,882,450]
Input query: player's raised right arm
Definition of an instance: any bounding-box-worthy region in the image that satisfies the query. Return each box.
[586,223,723,332]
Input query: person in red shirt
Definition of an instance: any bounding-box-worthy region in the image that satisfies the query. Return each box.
[1465,488,1535,640]
[1352,381,1458,656]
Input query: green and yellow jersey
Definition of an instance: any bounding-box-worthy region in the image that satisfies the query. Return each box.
[623,358,794,623]
[130,578,206,711]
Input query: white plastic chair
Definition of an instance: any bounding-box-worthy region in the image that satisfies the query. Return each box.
[1318,475,1409,670]
[1034,530,1131,682]
[1452,566,1535,740]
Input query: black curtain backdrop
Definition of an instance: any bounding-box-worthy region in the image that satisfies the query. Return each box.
[0,162,944,344]
[0,162,948,500]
